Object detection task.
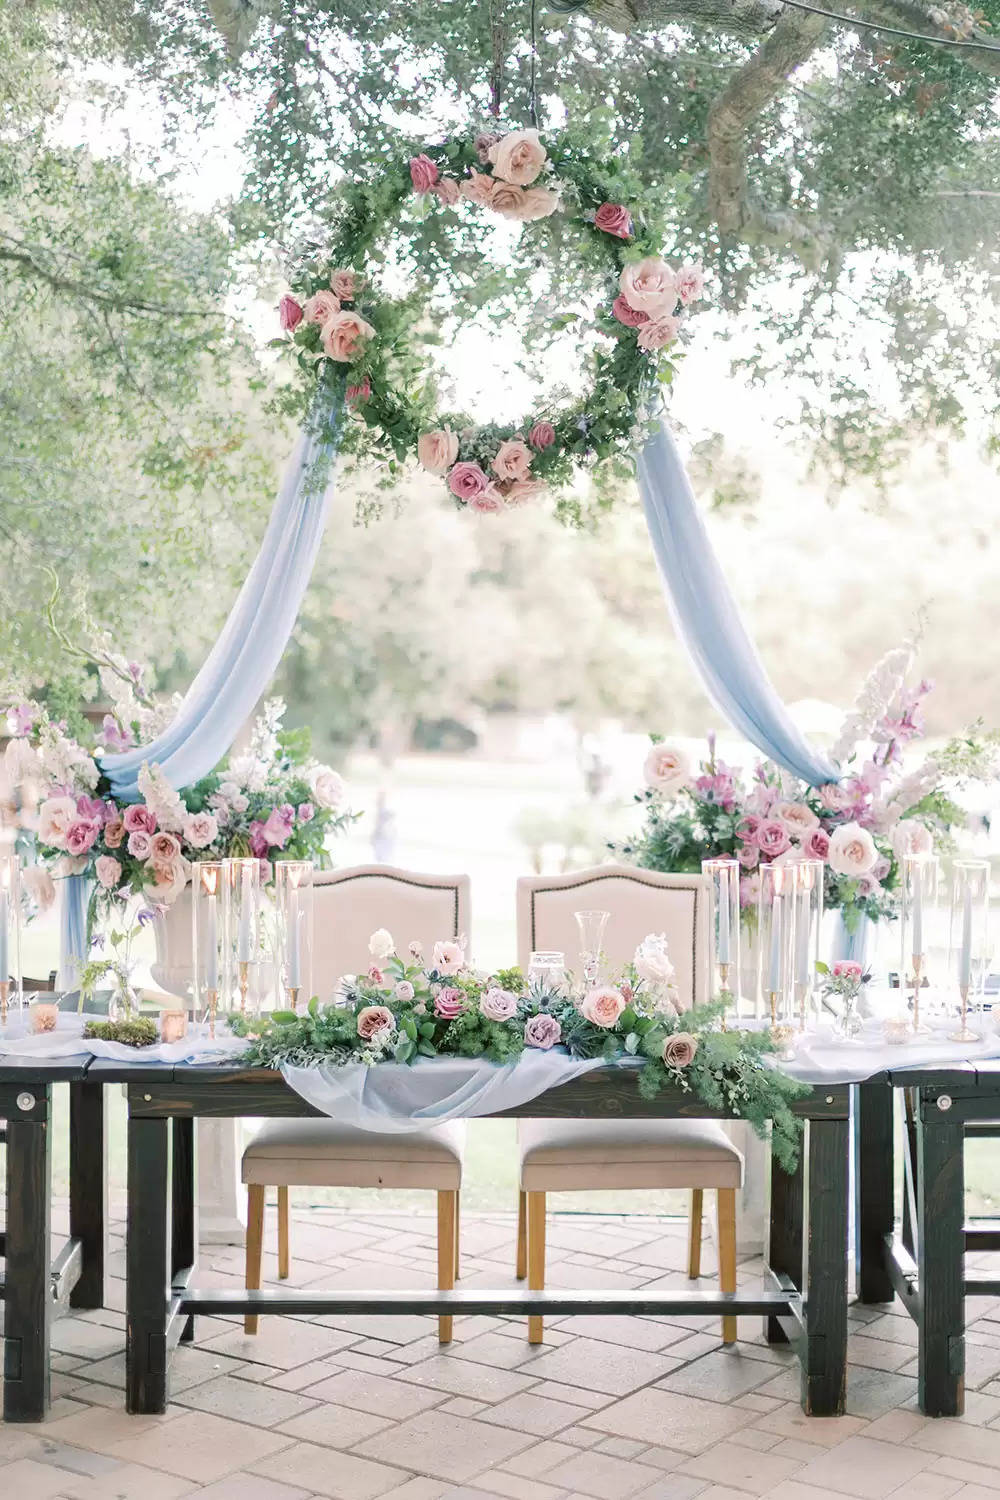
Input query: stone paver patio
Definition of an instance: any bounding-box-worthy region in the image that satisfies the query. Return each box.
[3,1202,1000,1499]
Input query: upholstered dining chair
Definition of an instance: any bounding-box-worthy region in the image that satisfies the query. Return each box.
[241,864,471,1345]
[514,863,743,1344]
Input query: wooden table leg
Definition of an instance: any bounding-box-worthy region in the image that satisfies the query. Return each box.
[3,1084,52,1422]
[765,1141,803,1346]
[171,1117,198,1344]
[800,1113,849,1416]
[69,1080,108,1310]
[916,1090,965,1417]
[855,1078,895,1304]
[126,1112,172,1414]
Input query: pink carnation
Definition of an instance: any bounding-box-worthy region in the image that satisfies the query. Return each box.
[448,462,490,502]
[612,295,649,329]
[409,154,439,192]
[279,295,303,332]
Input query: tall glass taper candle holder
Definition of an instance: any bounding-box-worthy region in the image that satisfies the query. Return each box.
[193,861,226,1037]
[792,860,824,1032]
[702,858,740,1020]
[0,853,22,1026]
[276,861,313,1011]
[574,909,609,990]
[949,859,989,1044]
[758,862,793,1034]
[901,855,937,1035]
[225,858,260,1016]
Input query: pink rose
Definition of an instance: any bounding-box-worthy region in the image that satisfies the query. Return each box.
[804,827,830,861]
[367,965,385,986]
[123,804,156,835]
[104,817,125,849]
[279,295,303,332]
[594,202,633,239]
[330,269,360,302]
[612,295,649,329]
[248,822,268,859]
[66,820,99,856]
[504,479,546,506]
[448,462,490,502]
[297,802,315,823]
[357,1005,396,1040]
[528,421,555,451]
[581,985,626,1029]
[303,289,340,325]
[434,177,461,206]
[756,820,791,858]
[183,811,218,850]
[772,801,820,839]
[148,831,181,869]
[818,783,853,814]
[321,311,375,363]
[676,264,705,305]
[489,128,547,186]
[619,257,678,316]
[95,855,122,891]
[524,1012,562,1049]
[152,858,188,904]
[492,438,533,483]
[479,986,518,1023]
[460,169,496,207]
[417,429,460,474]
[737,843,759,868]
[434,986,466,1019]
[736,815,760,840]
[874,855,891,880]
[127,830,151,860]
[409,154,439,192]
[346,380,371,405]
[636,313,681,352]
[432,940,465,975]
[663,1032,698,1068]
[832,960,864,981]
[468,486,506,514]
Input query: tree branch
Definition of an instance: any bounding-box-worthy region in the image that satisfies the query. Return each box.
[0,238,215,318]
[554,0,787,40]
[706,8,830,261]
[863,0,1000,74]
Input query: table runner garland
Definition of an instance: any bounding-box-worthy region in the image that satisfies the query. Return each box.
[274,124,705,520]
[228,930,809,1168]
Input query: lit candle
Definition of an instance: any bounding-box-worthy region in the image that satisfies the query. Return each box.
[795,875,810,988]
[30,1001,58,1034]
[0,884,9,983]
[768,890,783,994]
[288,887,301,987]
[203,869,219,991]
[911,863,923,959]
[960,882,972,990]
[717,868,731,965]
[160,1008,187,1044]
[237,865,252,962]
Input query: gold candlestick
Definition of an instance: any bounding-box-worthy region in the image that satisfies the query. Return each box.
[238,961,250,1015]
[949,982,980,1044]
[286,985,301,1012]
[769,989,780,1029]
[717,961,731,1030]
[0,978,8,1027]
[206,987,218,1040]
[769,990,794,1051]
[795,981,809,1033]
[910,952,931,1035]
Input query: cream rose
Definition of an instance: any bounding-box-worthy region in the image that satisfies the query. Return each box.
[891,819,934,860]
[581,985,626,1029]
[183,811,219,850]
[827,822,878,878]
[619,257,679,316]
[492,438,533,483]
[22,864,55,910]
[307,764,345,809]
[518,187,560,221]
[417,429,460,474]
[369,928,395,960]
[38,795,77,849]
[489,128,547,186]
[634,934,675,987]
[321,311,376,363]
[643,744,691,797]
[773,801,820,840]
[431,939,464,975]
[152,857,189,904]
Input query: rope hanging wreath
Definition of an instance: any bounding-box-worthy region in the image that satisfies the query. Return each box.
[275,125,705,518]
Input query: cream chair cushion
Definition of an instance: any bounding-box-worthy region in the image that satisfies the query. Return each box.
[519,1119,743,1192]
[242,1118,465,1190]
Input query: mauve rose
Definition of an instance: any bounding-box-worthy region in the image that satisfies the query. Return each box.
[149,831,181,868]
[303,289,340,325]
[248,822,268,858]
[818,783,853,814]
[330,269,360,301]
[874,854,891,880]
[612,294,650,329]
[448,461,490,502]
[65,820,99,856]
[261,807,293,848]
[95,855,122,890]
[357,1005,396,1040]
[123,804,156,835]
[183,811,218,850]
[489,128,547,185]
[104,817,125,849]
[581,985,627,1029]
[827,821,878,877]
[594,202,633,239]
[346,380,371,404]
[756,820,791,858]
[492,438,533,483]
[663,1032,698,1068]
[479,986,518,1023]
[417,429,460,474]
[279,295,303,332]
[524,1012,562,1050]
[468,486,505,514]
[528,421,555,450]
[321,311,375,362]
[367,965,385,986]
[804,827,830,860]
[676,264,705,304]
[127,830,151,860]
[857,873,881,897]
[434,986,466,1020]
[434,177,461,206]
[297,802,315,823]
[475,131,501,163]
[637,313,680,352]
[409,154,439,191]
[620,257,678,316]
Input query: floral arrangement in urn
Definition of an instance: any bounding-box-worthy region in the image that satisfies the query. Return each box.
[229,928,809,1167]
[4,646,351,924]
[619,648,999,934]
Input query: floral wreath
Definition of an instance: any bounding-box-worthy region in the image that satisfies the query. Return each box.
[276,126,705,517]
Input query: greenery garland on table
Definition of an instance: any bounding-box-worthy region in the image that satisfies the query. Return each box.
[229,931,810,1169]
[274,124,705,523]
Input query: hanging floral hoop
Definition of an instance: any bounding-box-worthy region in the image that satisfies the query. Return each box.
[276,126,705,517]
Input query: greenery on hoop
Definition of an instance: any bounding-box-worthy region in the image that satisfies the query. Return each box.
[275,124,704,524]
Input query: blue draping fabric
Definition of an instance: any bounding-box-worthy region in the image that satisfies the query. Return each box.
[638,421,839,788]
[58,874,92,989]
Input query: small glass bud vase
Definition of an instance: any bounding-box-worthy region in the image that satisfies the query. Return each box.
[0,853,22,1027]
[193,861,226,1037]
[702,858,740,1021]
[901,855,938,1034]
[792,860,824,1033]
[949,859,989,1044]
[275,861,313,1011]
[225,858,261,1016]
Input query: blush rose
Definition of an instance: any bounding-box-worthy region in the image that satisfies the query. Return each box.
[321,311,376,362]
[489,128,547,185]
[580,985,626,1028]
[357,1005,396,1040]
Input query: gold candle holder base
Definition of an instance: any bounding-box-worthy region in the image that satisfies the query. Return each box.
[287,986,301,1012]
[238,961,250,1015]
[769,990,781,1029]
[717,961,732,1030]
[949,984,980,1044]
[910,954,931,1035]
[206,988,218,1040]
[0,978,8,1027]
[795,981,809,1033]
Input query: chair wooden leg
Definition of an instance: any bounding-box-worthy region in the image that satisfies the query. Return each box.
[527,1190,546,1344]
[437,1190,457,1345]
[244,1184,265,1335]
[277,1186,290,1280]
[688,1188,703,1279]
[454,1191,461,1280]
[516,1189,527,1280]
[717,1187,738,1345]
